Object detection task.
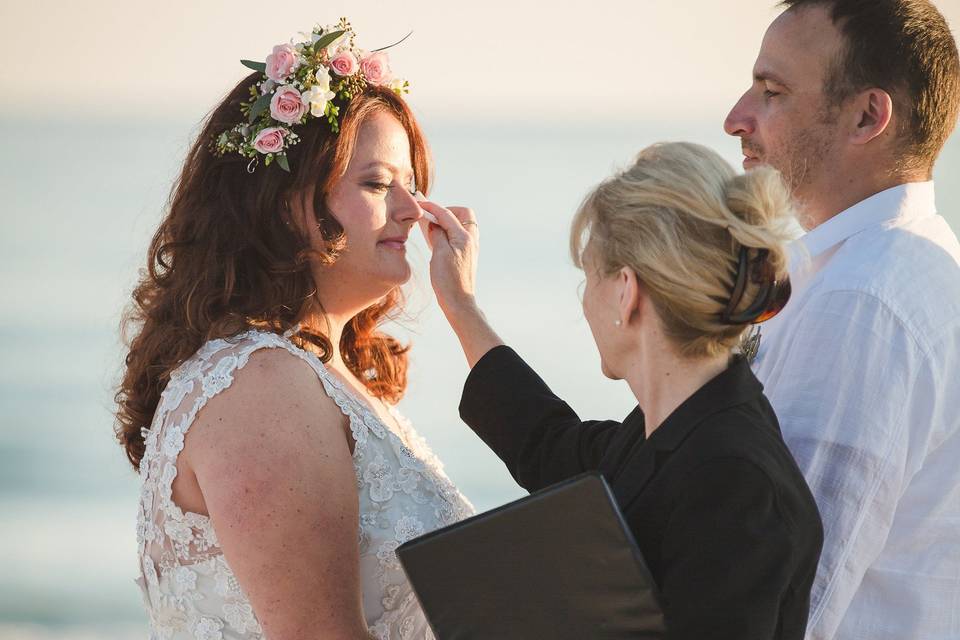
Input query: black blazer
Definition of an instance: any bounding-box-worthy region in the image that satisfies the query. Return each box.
[459,346,823,640]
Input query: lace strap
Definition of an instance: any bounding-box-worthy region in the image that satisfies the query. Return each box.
[224,332,376,448]
[266,337,373,449]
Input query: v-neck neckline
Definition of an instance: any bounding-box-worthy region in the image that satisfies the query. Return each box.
[276,326,409,442]
[282,331,406,437]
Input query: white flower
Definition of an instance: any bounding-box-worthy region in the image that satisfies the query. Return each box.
[161,428,185,458]
[376,539,402,573]
[136,517,148,547]
[301,84,336,117]
[200,520,219,549]
[173,566,198,593]
[152,595,189,634]
[201,355,237,397]
[398,615,417,637]
[214,557,241,598]
[195,339,224,360]
[164,519,194,546]
[160,462,177,487]
[363,454,395,502]
[396,467,421,496]
[394,515,425,544]
[223,602,260,634]
[396,442,425,471]
[377,539,400,562]
[143,555,160,589]
[389,77,407,93]
[315,65,332,90]
[193,616,224,640]
[382,583,402,609]
[369,622,389,640]
[363,413,386,439]
[169,357,203,383]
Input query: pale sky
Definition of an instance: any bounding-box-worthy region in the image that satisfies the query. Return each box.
[0,1,888,121]
[3,0,959,122]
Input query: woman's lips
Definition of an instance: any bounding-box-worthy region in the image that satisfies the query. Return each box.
[379,239,407,251]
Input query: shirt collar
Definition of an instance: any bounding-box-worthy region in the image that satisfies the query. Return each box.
[799,181,937,259]
[642,356,763,451]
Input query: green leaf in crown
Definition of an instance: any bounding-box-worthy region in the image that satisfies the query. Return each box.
[240,59,267,73]
[248,93,272,124]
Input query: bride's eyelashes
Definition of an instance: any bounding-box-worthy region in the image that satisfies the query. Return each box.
[362,178,418,195]
[364,181,391,193]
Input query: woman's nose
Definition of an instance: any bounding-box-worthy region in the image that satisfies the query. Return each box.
[392,188,423,224]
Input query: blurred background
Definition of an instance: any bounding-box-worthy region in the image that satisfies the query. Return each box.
[2,1,959,637]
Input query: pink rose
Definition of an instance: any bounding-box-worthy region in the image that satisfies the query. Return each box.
[269,85,307,124]
[360,52,393,86]
[252,127,287,154]
[329,49,359,77]
[265,44,300,83]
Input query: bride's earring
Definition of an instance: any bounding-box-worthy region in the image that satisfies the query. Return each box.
[614,320,622,327]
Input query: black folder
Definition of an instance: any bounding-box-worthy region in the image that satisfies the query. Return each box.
[396,472,666,639]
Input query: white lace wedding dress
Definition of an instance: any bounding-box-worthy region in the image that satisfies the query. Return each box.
[134,329,475,639]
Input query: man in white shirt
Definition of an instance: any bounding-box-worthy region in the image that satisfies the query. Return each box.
[724,1,960,638]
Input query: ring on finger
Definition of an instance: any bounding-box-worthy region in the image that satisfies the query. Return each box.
[463,221,478,227]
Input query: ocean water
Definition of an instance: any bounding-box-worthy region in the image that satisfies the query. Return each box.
[1,115,958,638]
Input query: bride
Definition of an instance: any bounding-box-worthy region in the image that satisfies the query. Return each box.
[114,20,473,639]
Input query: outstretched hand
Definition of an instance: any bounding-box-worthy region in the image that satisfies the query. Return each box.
[417,199,480,317]
[416,198,504,368]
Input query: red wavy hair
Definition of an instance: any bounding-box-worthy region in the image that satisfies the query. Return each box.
[115,74,431,470]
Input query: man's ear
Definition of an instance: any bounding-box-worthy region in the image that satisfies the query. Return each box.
[849,88,893,146]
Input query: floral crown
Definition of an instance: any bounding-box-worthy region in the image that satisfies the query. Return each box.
[212,18,410,173]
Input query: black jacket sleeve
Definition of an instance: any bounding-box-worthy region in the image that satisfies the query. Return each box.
[657,457,799,640]
[458,345,624,492]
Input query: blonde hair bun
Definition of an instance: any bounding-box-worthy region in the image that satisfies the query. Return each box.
[570,142,797,358]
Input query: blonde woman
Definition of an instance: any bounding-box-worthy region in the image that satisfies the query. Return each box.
[419,142,823,640]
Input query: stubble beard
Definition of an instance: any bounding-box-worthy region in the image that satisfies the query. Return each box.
[774,109,840,229]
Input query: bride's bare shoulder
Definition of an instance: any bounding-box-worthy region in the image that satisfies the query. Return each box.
[182,345,351,470]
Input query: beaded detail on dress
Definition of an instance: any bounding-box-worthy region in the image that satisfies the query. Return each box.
[134,329,475,639]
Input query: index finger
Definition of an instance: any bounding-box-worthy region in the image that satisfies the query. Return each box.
[446,206,477,227]
[419,200,467,236]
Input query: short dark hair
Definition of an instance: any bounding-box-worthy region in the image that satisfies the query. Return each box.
[781,0,960,171]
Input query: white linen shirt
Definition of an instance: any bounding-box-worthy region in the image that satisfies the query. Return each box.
[753,182,960,640]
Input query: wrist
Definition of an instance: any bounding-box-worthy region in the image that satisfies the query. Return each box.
[439,295,481,323]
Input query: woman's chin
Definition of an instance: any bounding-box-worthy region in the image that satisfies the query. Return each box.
[599,361,622,381]
[391,262,413,285]
[378,248,413,280]
[376,262,413,290]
